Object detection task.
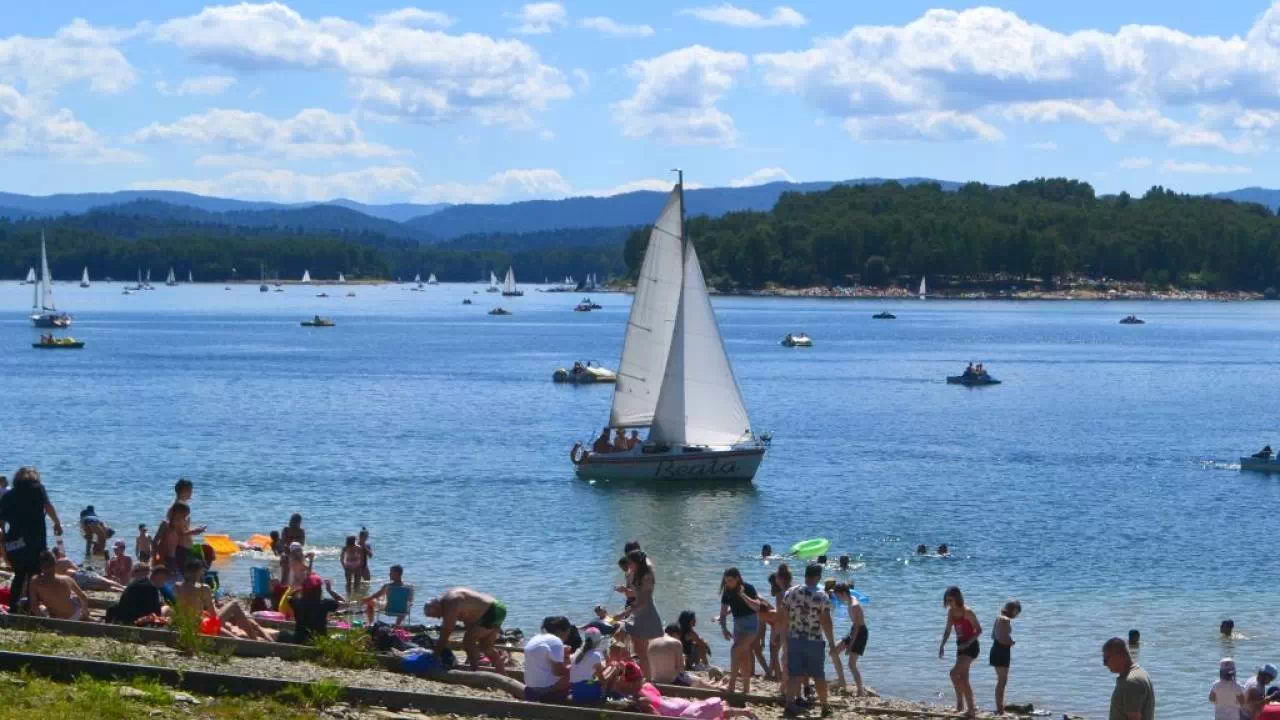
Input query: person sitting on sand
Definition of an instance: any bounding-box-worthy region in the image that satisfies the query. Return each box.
[363,564,413,626]
[584,604,619,637]
[523,615,574,703]
[27,551,89,620]
[107,563,169,626]
[677,610,710,669]
[106,539,133,585]
[631,682,760,720]
[424,587,508,675]
[53,546,125,593]
[172,557,275,642]
[284,573,351,644]
[592,427,613,454]
[569,627,610,703]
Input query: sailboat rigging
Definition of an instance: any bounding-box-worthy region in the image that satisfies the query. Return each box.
[501,267,522,297]
[30,232,71,328]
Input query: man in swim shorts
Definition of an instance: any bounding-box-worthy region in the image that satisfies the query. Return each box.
[27,550,89,620]
[424,587,507,675]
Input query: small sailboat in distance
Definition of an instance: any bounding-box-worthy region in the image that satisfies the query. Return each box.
[571,171,766,483]
[165,268,177,286]
[919,276,927,300]
[301,270,312,284]
[259,263,269,293]
[338,272,346,284]
[427,273,438,285]
[23,267,35,284]
[188,270,193,284]
[487,271,500,293]
[501,267,523,297]
[80,267,90,288]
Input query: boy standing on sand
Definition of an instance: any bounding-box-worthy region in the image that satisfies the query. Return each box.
[829,582,868,697]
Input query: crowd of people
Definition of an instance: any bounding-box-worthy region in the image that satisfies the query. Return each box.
[0,466,1275,719]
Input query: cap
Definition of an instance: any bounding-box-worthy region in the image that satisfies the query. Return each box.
[622,662,643,682]
[1221,658,1237,675]
[113,539,126,548]
[303,574,323,592]
[288,542,303,553]
[1261,663,1279,679]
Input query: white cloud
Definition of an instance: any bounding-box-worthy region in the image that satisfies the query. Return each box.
[1027,141,1057,150]
[508,2,567,35]
[1160,160,1251,174]
[154,3,571,127]
[1118,156,1152,169]
[572,68,590,92]
[680,4,806,29]
[753,5,1280,154]
[130,108,400,159]
[730,167,794,187]
[373,8,453,28]
[579,178,707,197]
[846,111,1004,143]
[133,166,427,203]
[613,45,749,146]
[0,18,137,94]
[0,83,140,163]
[156,75,237,97]
[415,168,573,203]
[580,16,655,38]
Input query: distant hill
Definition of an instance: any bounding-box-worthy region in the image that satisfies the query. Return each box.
[408,178,962,239]
[439,226,635,252]
[1213,187,1280,211]
[325,198,449,223]
[69,200,426,242]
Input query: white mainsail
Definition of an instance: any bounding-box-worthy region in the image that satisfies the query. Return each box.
[648,241,751,447]
[427,273,438,284]
[414,273,421,284]
[302,270,311,283]
[24,268,35,283]
[338,273,346,283]
[919,277,927,299]
[608,188,685,429]
[489,271,499,290]
[503,267,518,294]
[188,270,193,283]
[166,267,177,286]
[81,267,90,287]
[38,234,55,311]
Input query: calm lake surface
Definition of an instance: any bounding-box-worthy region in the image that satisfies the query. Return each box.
[4,280,1279,718]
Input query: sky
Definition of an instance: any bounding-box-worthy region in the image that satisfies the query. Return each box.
[6,0,1280,204]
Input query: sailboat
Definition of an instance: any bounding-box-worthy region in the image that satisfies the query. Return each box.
[571,173,766,482]
[487,271,500,293]
[918,276,927,300]
[23,268,35,284]
[301,270,311,284]
[501,267,523,297]
[80,267,90,288]
[188,270,193,284]
[427,273,438,285]
[145,268,154,290]
[165,268,177,286]
[30,232,71,328]
[259,263,269,292]
[338,273,346,284]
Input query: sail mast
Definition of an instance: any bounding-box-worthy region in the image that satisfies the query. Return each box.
[40,231,54,311]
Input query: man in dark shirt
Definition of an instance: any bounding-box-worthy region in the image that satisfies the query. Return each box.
[283,574,347,644]
[107,565,170,625]
[0,467,63,606]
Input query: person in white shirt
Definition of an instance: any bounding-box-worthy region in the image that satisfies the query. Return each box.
[569,628,608,703]
[1210,658,1244,720]
[523,616,573,703]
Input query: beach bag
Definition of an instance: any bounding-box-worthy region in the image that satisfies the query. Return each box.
[400,650,437,674]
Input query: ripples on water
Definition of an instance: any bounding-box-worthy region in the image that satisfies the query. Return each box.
[5,283,1280,719]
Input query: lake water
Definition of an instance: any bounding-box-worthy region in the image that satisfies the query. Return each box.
[4,280,1279,718]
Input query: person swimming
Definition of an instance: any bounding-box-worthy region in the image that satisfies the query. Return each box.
[761,544,773,560]
[916,544,928,556]
[937,544,950,557]
[838,555,851,571]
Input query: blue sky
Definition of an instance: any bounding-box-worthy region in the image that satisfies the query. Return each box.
[4,0,1280,203]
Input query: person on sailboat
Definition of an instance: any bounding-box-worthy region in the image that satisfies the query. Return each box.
[628,430,641,450]
[1253,445,1273,460]
[591,428,613,454]
[613,429,629,452]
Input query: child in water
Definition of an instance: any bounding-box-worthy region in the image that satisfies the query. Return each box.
[340,535,362,594]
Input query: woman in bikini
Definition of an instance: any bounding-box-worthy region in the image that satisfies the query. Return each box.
[340,535,362,595]
[938,585,982,717]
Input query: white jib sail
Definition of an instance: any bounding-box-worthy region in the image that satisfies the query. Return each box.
[503,267,517,293]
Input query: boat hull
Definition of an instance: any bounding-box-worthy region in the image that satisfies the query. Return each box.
[31,314,70,328]
[300,321,334,327]
[502,291,524,297]
[1241,456,1280,473]
[33,341,84,349]
[947,375,1000,386]
[553,367,617,384]
[575,445,765,482]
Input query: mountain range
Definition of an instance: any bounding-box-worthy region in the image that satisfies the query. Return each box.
[2,179,1278,243]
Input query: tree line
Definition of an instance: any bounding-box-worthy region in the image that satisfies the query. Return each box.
[0,210,626,283]
[625,179,1280,291]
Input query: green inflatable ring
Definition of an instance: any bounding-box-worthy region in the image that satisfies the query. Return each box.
[789,538,830,559]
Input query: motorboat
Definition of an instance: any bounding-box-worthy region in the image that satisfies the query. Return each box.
[781,333,813,347]
[574,302,593,312]
[553,361,617,384]
[1120,315,1145,325]
[300,316,335,327]
[33,335,84,349]
[316,293,329,298]
[462,298,473,305]
[346,291,356,297]
[488,307,512,316]
[873,311,896,319]
[578,297,602,310]
[1242,449,1280,473]
[571,172,767,483]
[30,233,71,328]
[947,367,1001,386]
